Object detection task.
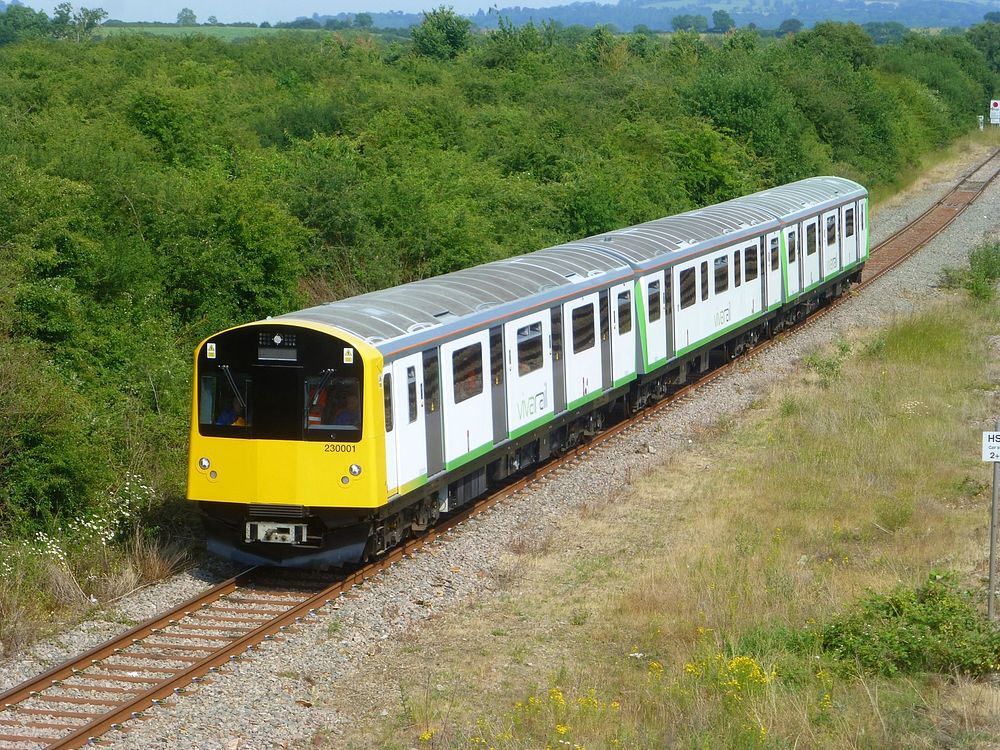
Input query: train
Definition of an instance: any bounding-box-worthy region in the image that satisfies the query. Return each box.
[187,176,869,568]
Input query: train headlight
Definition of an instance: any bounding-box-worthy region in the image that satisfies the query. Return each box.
[341,476,350,485]
[349,464,362,477]
[198,457,211,470]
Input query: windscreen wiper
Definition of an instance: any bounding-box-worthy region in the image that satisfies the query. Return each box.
[220,365,246,410]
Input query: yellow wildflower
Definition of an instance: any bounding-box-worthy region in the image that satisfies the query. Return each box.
[555,724,569,735]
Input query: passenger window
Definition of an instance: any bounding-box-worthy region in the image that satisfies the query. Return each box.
[770,237,779,271]
[490,328,503,386]
[599,294,609,342]
[617,290,632,334]
[826,215,837,246]
[679,268,696,309]
[845,207,855,238]
[700,261,709,301]
[517,322,543,375]
[423,353,438,413]
[551,308,562,362]
[744,246,758,282]
[572,304,596,354]
[648,280,661,322]
[452,343,483,403]
[383,374,393,432]
[664,276,672,312]
[406,366,417,423]
[806,224,818,256]
[733,251,742,287]
[714,256,729,294]
[788,231,798,263]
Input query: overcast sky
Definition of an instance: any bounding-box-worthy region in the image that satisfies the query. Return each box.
[54,1,503,23]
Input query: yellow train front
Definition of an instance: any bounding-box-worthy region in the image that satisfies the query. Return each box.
[187,321,386,567]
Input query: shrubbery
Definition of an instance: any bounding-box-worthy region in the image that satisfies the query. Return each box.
[821,573,1000,676]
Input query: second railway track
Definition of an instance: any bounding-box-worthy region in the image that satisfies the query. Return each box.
[2,146,998,750]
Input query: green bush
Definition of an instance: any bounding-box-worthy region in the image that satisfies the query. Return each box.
[821,572,1000,676]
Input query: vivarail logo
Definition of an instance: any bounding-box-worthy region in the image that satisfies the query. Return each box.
[517,390,547,419]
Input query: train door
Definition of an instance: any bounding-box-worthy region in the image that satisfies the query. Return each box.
[381,367,397,497]
[803,218,820,289]
[841,203,858,266]
[765,232,781,310]
[391,353,427,494]
[637,271,668,372]
[504,310,554,439]
[562,292,602,411]
[822,209,841,279]
[441,331,493,470]
[784,225,801,298]
[609,281,637,388]
[859,198,870,259]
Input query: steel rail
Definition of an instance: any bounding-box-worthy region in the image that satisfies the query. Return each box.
[3,146,998,750]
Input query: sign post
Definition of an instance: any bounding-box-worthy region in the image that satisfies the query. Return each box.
[984,425,1000,621]
[991,100,1000,127]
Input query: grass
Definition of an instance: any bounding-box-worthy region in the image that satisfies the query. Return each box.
[96,25,320,41]
[330,293,1000,749]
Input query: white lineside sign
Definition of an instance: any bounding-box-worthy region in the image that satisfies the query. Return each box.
[991,100,1000,125]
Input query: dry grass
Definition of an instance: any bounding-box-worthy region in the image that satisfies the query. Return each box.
[0,526,191,657]
[331,298,1000,750]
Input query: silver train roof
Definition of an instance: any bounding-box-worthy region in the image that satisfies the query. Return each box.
[281,176,865,355]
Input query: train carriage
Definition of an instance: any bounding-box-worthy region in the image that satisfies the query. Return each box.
[188,176,869,567]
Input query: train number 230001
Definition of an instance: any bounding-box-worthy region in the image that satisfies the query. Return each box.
[324,444,356,453]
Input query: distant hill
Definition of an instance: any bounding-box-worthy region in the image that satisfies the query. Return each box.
[314,0,995,30]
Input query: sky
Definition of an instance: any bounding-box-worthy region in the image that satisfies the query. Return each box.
[51,1,511,23]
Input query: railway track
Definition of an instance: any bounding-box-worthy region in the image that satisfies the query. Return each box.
[2,147,998,750]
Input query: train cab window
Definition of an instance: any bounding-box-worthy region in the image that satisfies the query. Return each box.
[770,237,779,271]
[572,304,596,354]
[305,375,361,431]
[860,207,866,231]
[826,215,837,246]
[647,280,661,322]
[200,373,251,429]
[406,366,417,423]
[452,343,484,403]
[383,373,393,432]
[700,261,709,301]
[845,207,855,238]
[788,231,798,263]
[617,290,632,334]
[517,322,544,375]
[679,268,696,309]
[744,246,758,282]
[714,256,729,294]
[806,224,818,256]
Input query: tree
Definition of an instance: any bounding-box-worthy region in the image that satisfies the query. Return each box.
[207,15,218,25]
[0,4,51,44]
[70,6,107,41]
[985,12,1000,23]
[176,7,196,26]
[672,15,707,33]
[411,6,471,60]
[354,12,373,29]
[777,18,803,36]
[968,21,1000,73]
[712,9,734,33]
